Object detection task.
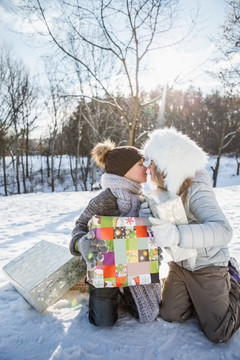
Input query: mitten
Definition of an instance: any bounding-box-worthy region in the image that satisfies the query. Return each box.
[149,217,180,248]
[77,231,109,269]
[139,201,152,217]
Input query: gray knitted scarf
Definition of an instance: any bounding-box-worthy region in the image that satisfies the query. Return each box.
[101,173,161,324]
[101,173,144,216]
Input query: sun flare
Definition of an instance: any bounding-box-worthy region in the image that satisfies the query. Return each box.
[142,48,191,90]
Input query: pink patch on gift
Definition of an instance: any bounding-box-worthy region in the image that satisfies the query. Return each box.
[135,218,147,226]
[127,262,150,276]
[103,252,115,265]
[92,228,101,239]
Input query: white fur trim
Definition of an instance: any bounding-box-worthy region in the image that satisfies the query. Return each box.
[143,128,208,194]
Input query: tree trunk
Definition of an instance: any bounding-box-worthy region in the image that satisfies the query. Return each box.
[128,126,136,146]
[3,154,8,196]
[26,124,29,178]
[211,154,221,187]
[46,154,50,177]
[69,155,77,190]
[74,156,78,191]
[92,162,97,190]
[235,153,240,175]
[51,155,55,192]
[21,153,27,193]
[57,154,62,179]
[211,127,225,188]
[39,155,43,184]
[16,155,21,194]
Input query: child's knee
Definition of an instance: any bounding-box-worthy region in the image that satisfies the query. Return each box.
[88,287,119,327]
[89,297,118,327]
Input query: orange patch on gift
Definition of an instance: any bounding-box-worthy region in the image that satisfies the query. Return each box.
[136,226,148,238]
[101,227,114,240]
[103,265,116,278]
[116,276,127,287]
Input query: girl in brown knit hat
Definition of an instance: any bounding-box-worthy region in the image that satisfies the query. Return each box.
[69,140,161,327]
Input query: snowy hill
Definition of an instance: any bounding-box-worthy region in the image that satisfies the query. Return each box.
[0,181,240,359]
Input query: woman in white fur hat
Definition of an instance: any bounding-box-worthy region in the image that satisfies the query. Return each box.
[142,127,240,343]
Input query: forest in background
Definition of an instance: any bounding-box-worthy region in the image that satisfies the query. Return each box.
[1,0,240,195]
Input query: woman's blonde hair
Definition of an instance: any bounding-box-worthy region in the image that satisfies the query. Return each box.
[151,161,192,206]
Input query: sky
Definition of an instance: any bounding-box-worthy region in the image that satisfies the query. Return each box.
[0,0,228,93]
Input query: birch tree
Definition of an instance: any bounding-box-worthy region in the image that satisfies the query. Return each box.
[14,0,197,145]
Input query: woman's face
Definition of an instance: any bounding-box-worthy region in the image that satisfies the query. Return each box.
[148,160,166,188]
[124,159,147,183]
[148,160,154,180]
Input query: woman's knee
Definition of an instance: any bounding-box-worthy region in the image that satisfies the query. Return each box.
[160,302,193,323]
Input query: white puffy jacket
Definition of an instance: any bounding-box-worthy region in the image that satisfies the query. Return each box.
[177,169,232,271]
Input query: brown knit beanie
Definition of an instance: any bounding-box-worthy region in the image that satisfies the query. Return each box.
[91,140,143,176]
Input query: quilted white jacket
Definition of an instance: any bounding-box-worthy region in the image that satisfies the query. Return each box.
[177,169,232,271]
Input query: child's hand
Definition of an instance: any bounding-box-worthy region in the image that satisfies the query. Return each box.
[77,231,109,269]
[139,201,152,217]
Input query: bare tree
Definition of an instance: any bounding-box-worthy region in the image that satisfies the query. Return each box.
[212,0,240,93]
[43,65,70,192]
[0,45,38,195]
[14,0,197,144]
[0,48,12,196]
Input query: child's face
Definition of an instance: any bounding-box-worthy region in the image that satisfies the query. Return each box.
[124,159,147,184]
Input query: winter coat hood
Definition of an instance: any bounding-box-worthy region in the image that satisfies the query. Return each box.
[143,127,208,195]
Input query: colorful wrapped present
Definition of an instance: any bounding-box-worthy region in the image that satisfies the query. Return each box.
[87,216,160,288]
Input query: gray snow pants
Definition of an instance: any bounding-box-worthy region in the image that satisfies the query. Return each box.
[160,261,240,343]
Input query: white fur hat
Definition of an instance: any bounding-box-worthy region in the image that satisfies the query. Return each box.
[143,127,208,194]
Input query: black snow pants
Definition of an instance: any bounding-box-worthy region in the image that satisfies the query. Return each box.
[88,284,139,327]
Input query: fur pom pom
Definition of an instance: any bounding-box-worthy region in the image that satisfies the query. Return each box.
[91,140,116,168]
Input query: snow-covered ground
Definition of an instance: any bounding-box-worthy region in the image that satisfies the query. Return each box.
[0,159,240,360]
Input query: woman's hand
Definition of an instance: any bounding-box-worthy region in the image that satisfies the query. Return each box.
[149,217,180,247]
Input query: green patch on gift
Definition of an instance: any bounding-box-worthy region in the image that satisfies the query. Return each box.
[101,217,114,227]
[106,239,114,252]
[149,261,159,273]
[126,228,137,238]
[126,237,137,251]
[104,278,116,287]
[149,248,158,261]
[115,264,127,277]
[122,277,129,287]
[126,250,138,263]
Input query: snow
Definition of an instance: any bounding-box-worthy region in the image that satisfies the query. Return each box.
[0,159,240,360]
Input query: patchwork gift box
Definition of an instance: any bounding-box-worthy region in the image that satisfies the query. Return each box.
[87,216,160,288]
